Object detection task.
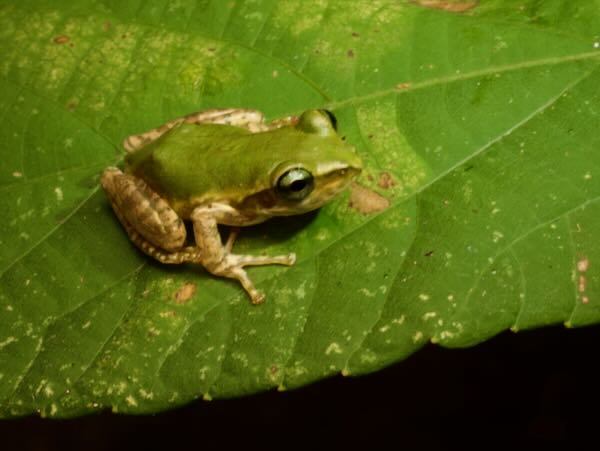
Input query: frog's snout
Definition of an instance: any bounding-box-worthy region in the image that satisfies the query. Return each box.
[343,151,363,177]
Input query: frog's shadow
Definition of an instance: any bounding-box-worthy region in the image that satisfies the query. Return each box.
[183,210,319,248]
[231,210,318,244]
[154,211,318,280]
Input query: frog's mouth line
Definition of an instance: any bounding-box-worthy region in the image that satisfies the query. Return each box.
[228,166,361,221]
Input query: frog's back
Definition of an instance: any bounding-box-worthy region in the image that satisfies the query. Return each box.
[125,123,261,202]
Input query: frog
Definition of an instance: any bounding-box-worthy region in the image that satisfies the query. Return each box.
[101,108,362,304]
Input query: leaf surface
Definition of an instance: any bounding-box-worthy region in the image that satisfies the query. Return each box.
[1,0,599,417]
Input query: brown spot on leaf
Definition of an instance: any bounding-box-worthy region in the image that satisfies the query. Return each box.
[348,183,390,214]
[378,172,397,189]
[174,281,197,304]
[53,35,70,45]
[103,21,112,31]
[351,32,360,38]
[411,0,478,12]
[347,49,355,58]
[577,257,591,304]
[66,98,79,111]
[395,82,412,90]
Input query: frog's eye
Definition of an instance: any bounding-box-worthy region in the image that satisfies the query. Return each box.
[276,168,314,201]
[320,109,338,131]
[297,110,337,135]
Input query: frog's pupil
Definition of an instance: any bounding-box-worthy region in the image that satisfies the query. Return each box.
[320,109,338,130]
[290,180,306,191]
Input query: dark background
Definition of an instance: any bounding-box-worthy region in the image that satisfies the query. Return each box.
[3,325,599,450]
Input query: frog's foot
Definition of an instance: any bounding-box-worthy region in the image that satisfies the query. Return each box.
[191,204,297,304]
[209,252,297,304]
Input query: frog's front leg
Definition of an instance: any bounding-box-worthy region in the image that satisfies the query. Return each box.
[191,205,296,304]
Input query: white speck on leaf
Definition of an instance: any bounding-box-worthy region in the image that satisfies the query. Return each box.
[360,288,376,297]
[315,229,329,241]
[295,282,306,299]
[325,342,343,355]
[231,352,249,366]
[359,349,377,364]
[439,330,455,340]
[54,187,63,202]
[139,389,154,400]
[412,331,424,343]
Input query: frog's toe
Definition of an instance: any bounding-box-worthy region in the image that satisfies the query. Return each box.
[250,292,266,305]
[234,253,296,267]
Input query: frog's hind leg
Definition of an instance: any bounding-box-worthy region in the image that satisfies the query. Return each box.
[124,109,269,151]
[183,109,266,131]
[124,109,299,151]
[182,108,298,133]
[101,167,189,262]
[191,205,296,304]
[183,108,298,132]
[123,116,187,152]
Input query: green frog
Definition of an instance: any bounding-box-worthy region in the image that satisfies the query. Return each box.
[101,109,362,304]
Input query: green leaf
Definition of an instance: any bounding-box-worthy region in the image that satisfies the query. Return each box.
[1,0,599,417]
